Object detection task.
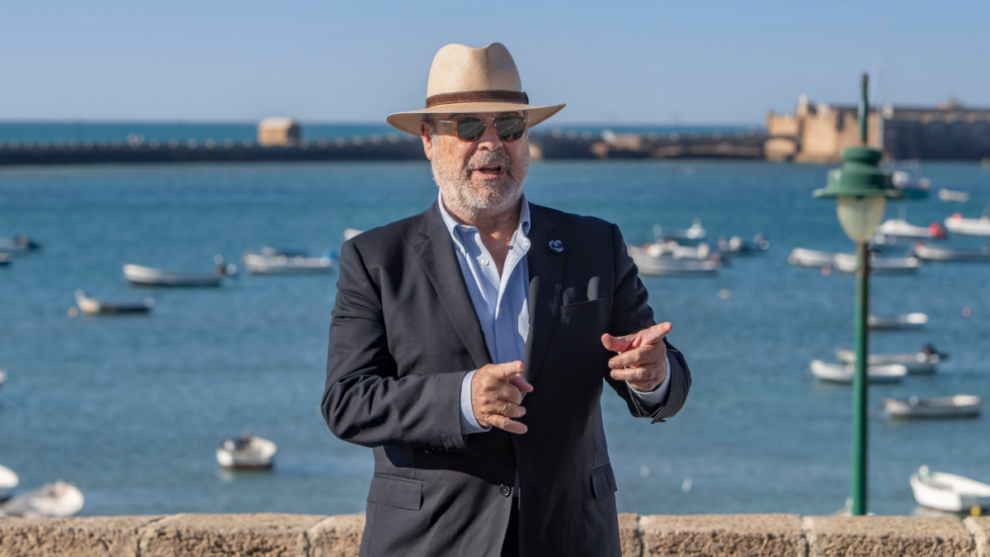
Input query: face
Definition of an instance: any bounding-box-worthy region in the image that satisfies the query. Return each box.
[421,112,530,219]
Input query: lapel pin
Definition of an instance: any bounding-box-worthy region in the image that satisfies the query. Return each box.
[549,239,564,253]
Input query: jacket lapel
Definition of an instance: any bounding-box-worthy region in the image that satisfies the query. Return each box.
[523,204,565,387]
[414,202,493,370]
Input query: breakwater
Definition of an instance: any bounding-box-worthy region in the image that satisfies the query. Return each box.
[2,513,989,556]
[0,132,767,166]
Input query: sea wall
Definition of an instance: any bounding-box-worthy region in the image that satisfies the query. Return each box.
[2,513,989,556]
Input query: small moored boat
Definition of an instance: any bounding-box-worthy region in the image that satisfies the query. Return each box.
[891,170,931,200]
[0,235,41,254]
[0,254,10,267]
[217,433,277,470]
[0,481,84,518]
[0,465,18,501]
[835,345,945,374]
[653,219,706,244]
[716,234,769,256]
[911,243,990,262]
[944,213,990,236]
[124,255,234,287]
[0,369,6,395]
[75,290,153,315]
[629,247,718,277]
[938,189,971,203]
[808,360,907,384]
[910,466,990,513]
[832,253,921,274]
[643,241,711,261]
[885,395,982,419]
[259,246,309,257]
[868,313,928,331]
[788,248,837,268]
[243,253,336,275]
[877,219,942,240]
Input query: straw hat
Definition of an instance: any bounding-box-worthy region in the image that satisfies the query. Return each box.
[386,43,565,136]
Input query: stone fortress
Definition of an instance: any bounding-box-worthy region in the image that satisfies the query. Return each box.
[766,94,990,163]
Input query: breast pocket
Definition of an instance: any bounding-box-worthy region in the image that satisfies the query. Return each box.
[559,298,608,322]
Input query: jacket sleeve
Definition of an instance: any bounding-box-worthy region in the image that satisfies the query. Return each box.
[604,223,692,423]
[321,240,470,453]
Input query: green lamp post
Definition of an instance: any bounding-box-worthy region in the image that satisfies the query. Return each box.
[813,73,904,516]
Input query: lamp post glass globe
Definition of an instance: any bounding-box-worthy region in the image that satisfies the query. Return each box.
[837,196,886,243]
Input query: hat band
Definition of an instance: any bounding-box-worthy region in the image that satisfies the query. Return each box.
[425,90,529,109]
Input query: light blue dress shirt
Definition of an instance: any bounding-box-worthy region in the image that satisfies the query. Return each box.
[437,192,670,434]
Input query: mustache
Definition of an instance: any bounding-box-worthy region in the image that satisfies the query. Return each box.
[466,150,512,173]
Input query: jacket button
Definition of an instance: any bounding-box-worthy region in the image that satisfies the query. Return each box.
[499,485,512,497]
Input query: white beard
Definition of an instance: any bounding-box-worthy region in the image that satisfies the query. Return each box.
[430,140,528,220]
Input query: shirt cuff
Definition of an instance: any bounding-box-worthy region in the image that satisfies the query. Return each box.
[460,370,491,434]
[628,354,672,409]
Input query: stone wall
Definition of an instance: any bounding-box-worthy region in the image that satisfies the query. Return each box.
[2,513,990,556]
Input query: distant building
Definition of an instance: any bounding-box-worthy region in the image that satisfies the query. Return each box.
[257,118,301,146]
[766,95,990,162]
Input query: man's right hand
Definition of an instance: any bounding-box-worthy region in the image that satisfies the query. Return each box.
[471,361,533,434]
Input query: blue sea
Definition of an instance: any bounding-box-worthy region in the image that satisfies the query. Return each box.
[1,157,989,517]
[0,121,760,145]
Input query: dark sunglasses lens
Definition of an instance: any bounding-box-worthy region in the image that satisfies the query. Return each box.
[496,116,526,141]
[456,118,486,141]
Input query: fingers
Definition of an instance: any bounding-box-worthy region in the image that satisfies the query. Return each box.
[609,342,665,369]
[601,333,633,353]
[488,414,528,435]
[486,360,524,382]
[608,366,654,382]
[641,322,673,345]
[508,374,534,393]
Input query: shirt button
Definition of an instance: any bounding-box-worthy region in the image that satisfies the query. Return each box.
[481,258,489,266]
[460,248,466,256]
[497,306,504,316]
[499,485,512,497]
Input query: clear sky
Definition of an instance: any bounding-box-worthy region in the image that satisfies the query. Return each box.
[1,0,987,125]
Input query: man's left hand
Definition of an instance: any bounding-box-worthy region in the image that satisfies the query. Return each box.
[601,322,672,392]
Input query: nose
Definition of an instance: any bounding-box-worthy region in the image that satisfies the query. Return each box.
[474,120,503,152]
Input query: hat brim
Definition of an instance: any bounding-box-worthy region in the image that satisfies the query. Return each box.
[386,102,565,136]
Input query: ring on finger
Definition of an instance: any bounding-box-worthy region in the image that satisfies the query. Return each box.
[501,402,508,414]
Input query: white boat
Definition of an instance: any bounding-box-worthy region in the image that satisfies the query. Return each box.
[0,235,41,255]
[716,234,769,256]
[832,253,921,274]
[75,290,153,315]
[835,346,943,374]
[885,395,982,419]
[259,246,309,257]
[0,481,84,518]
[216,434,277,470]
[788,248,837,268]
[910,466,990,513]
[123,260,227,287]
[891,170,931,200]
[868,313,928,331]
[644,241,711,261]
[0,369,6,395]
[628,247,718,277]
[944,214,990,236]
[0,253,10,267]
[243,253,336,275]
[938,189,971,203]
[653,219,706,244]
[809,360,907,384]
[343,228,363,241]
[877,219,939,240]
[911,243,990,262]
[0,465,18,501]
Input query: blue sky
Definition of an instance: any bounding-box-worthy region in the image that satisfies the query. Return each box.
[1,1,987,124]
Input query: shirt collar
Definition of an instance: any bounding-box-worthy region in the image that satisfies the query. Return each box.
[437,191,531,246]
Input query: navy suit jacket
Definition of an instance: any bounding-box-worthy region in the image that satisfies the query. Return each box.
[323,200,691,557]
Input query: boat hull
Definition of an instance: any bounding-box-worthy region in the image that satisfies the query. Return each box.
[123,264,222,287]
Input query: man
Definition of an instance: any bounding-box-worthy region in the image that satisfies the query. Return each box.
[323,43,691,557]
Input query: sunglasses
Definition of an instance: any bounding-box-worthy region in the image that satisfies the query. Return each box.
[436,114,528,143]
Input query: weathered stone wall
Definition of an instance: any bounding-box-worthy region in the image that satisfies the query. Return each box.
[2,513,990,556]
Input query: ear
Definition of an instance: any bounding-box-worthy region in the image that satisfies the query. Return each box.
[420,121,434,161]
